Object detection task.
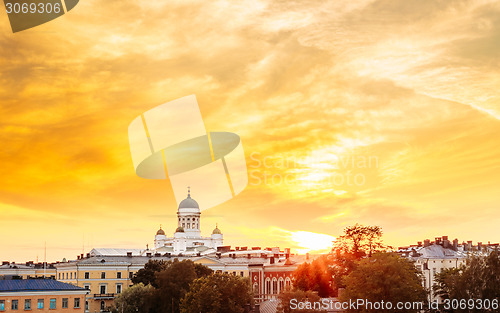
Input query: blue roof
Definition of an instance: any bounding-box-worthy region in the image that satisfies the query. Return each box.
[0,280,86,292]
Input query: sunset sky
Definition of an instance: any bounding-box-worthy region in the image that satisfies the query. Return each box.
[1,0,500,262]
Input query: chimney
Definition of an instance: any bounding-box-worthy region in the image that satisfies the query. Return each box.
[306,253,310,260]
[435,237,442,245]
[417,241,422,247]
[453,239,459,250]
[467,241,473,251]
[478,242,482,251]
[1,261,9,266]
[424,239,430,247]
[86,253,90,258]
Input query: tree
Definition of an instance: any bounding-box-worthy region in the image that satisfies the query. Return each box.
[194,262,214,278]
[293,255,335,297]
[155,259,210,313]
[277,289,327,313]
[131,259,168,288]
[330,224,387,289]
[114,283,156,313]
[180,273,253,313]
[341,252,427,313]
[434,250,500,312]
[334,224,385,258]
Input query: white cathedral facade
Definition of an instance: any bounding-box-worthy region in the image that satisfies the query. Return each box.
[153,189,223,256]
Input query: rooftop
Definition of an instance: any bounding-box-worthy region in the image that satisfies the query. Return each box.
[0,279,87,292]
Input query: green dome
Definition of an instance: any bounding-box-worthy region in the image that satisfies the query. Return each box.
[179,188,199,209]
[212,225,222,235]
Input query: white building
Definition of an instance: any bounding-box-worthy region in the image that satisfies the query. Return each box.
[153,189,223,256]
[398,236,498,302]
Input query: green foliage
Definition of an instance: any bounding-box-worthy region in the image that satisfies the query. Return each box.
[129,259,214,313]
[328,251,358,289]
[180,273,253,313]
[156,259,202,313]
[277,289,327,313]
[194,262,214,278]
[434,250,500,312]
[293,255,335,297]
[341,252,427,313]
[131,259,168,288]
[114,283,156,313]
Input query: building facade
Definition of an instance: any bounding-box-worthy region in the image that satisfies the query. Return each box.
[153,190,223,255]
[0,280,88,313]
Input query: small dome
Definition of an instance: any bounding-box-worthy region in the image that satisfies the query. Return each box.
[179,187,199,209]
[212,225,222,235]
[156,228,165,236]
[175,226,185,233]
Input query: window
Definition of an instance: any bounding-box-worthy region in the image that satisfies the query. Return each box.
[65,273,68,280]
[37,299,44,309]
[49,298,56,309]
[240,272,244,277]
[117,272,122,279]
[24,299,31,310]
[84,272,89,279]
[62,298,68,309]
[129,272,133,279]
[116,284,122,294]
[11,300,18,310]
[74,298,80,309]
[0,300,4,311]
[100,284,107,294]
[101,272,106,279]
[85,301,89,311]
[100,301,105,311]
[84,284,90,290]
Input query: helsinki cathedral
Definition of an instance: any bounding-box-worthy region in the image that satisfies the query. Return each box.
[153,188,223,256]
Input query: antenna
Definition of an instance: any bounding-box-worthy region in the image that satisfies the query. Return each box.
[43,241,46,278]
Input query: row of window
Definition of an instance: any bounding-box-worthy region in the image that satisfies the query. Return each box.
[60,271,132,280]
[90,283,123,294]
[0,298,80,311]
[263,277,292,295]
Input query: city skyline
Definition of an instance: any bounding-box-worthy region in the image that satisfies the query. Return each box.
[2,0,500,262]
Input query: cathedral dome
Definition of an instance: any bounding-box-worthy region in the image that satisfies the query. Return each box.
[212,225,222,235]
[156,227,165,236]
[178,187,199,209]
[175,226,185,233]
